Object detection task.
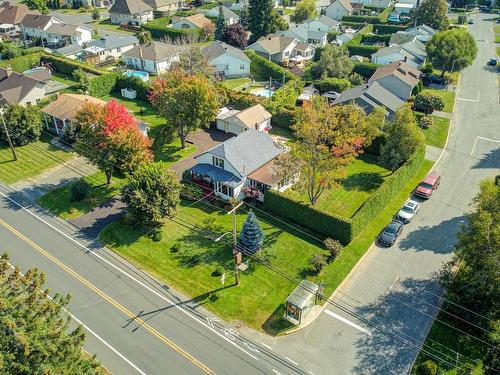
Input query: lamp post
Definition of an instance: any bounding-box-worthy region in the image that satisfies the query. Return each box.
[214,201,243,286]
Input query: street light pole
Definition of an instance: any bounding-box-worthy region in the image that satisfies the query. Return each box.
[0,110,17,161]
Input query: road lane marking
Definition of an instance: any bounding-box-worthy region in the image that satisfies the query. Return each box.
[260,342,272,350]
[6,263,146,375]
[284,357,298,366]
[0,218,215,375]
[457,97,479,102]
[470,136,500,155]
[324,310,371,335]
[0,190,259,361]
[272,370,283,375]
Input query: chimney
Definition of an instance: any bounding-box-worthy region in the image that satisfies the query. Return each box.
[404,55,407,62]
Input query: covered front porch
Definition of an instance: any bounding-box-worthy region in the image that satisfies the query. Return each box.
[189,164,242,200]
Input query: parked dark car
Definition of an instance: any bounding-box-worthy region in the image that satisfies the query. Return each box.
[488,57,497,66]
[415,172,441,199]
[422,74,446,86]
[378,221,404,247]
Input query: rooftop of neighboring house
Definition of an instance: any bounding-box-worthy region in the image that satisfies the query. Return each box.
[206,5,239,20]
[172,13,212,28]
[54,43,83,56]
[395,2,414,8]
[328,0,354,12]
[197,129,284,178]
[22,67,52,81]
[123,41,185,61]
[45,22,88,36]
[368,61,421,87]
[109,0,153,15]
[372,40,426,61]
[280,25,326,42]
[302,15,339,29]
[406,24,436,36]
[202,40,250,63]
[0,67,45,105]
[336,32,355,43]
[87,35,139,50]
[294,41,315,52]
[20,13,55,28]
[0,2,37,25]
[389,31,418,46]
[333,81,404,114]
[41,93,107,122]
[217,104,272,129]
[247,35,297,55]
[143,0,182,9]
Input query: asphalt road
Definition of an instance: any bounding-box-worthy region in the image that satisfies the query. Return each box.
[0,185,317,375]
[252,13,500,375]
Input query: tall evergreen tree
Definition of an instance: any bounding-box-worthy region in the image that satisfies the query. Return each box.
[215,5,226,41]
[248,0,276,40]
[237,211,264,254]
[239,3,248,28]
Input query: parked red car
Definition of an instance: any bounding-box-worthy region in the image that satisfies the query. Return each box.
[415,172,441,199]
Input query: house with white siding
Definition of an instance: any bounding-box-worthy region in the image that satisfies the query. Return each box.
[205,6,239,25]
[0,67,46,107]
[171,13,212,30]
[142,0,185,14]
[202,41,250,78]
[368,61,421,100]
[371,39,427,68]
[86,35,139,62]
[247,35,315,64]
[123,41,184,75]
[300,15,339,33]
[278,25,328,47]
[325,0,353,21]
[216,104,272,135]
[109,0,153,26]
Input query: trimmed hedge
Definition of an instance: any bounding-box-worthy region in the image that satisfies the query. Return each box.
[244,50,297,82]
[339,21,364,29]
[263,190,354,245]
[346,44,383,57]
[342,15,383,24]
[352,61,381,78]
[313,77,351,94]
[40,54,104,75]
[0,52,42,73]
[141,17,200,41]
[373,24,408,34]
[351,147,425,235]
[89,72,119,97]
[116,75,151,100]
[361,34,391,45]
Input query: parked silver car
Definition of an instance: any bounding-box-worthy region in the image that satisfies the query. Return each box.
[395,200,420,224]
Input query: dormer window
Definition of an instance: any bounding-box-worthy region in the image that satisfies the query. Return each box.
[213,156,224,169]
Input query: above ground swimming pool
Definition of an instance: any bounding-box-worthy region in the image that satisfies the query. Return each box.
[124,70,150,82]
[251,88,275,98]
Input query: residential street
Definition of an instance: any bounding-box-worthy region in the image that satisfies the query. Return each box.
[249,12,500,375]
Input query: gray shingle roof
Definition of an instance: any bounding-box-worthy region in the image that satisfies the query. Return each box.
[45,23,83,35]
[0,68,43,105]
[54,43,83,56]
[303,15,339,28]
[0,3,35,24]
[199,129,284,178]
[206,5,239,21]
[368,61,421,87]
[123,41,184,61]
[248,35,297,55]
[142,0,180,9]
[109,0,153,14]
[21,14,53,28]
[202,41,250,63]
[88,35,138,50]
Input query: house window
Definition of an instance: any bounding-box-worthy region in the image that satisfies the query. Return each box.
[117,47,121,52]
[250,179,268,192]
[215,181,234,197]
[240,64,245,70]
[212,156,224,169]
[277,176,291,189]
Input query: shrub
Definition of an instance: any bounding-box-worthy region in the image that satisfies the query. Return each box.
[180,182,204,201]
[270,107,296,128]
[419,115,433,129]
[212,264,225,277]
[313,77,351,94]
[309,254,327,274]
[364,133,386,156]
[342,15,383,24]
[418,360,438,375]
[420,62,433,74]
[170,243,181,253]
[2,104,43,146]
[458,14,467,24]
[348,72,364,85]
[141,17,200,41]
[340,21,364,29]
[324,238,343,261]
[263,190,353,244]
[412,80,424,95]
[352,61,381,79]
[372,24,408,34]
[89,72,119,97]
[219,85,263,109]
[70,180,92,201]
[116,74,150,100]
[414,92,445,114]
[150,230,163,242]
[244,50,297,82]
[40,54,103,75]
[0,52,42,73]
[346,44,383,58]
[360,34,391,45]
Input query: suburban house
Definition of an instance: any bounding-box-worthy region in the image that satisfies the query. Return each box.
[109,0,154,26]
[41,94,107,135]
[333,31,356,46]
[247,35,315,65]
[205,6,239,25]
[402,24,436,43]
[171,13,212,30]
[202,41,250,78]
[278,26,327,47]
[0,2,35,39]
[0,67,46,107]
[371,40,427,67]
[216,104,272,135]
[325,0,354,21]
[142,0,185,14]
[86,35,139,62]
[332,81,404,116]
[122,41,184,75]
[21,14,91,49]
[350,0,391,6]
[300,15,339,33]
[368,61,421,100]
[389,31,419,46]
[54,43,84,58]
[394,2,414,14]
[188,129,290,202]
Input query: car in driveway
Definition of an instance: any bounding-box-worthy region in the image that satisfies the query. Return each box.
[415,172,441,199]
[422,74,446,86]
[378,221,404,247]
[395,200,420,223]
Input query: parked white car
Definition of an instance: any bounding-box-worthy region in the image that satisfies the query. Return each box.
[395,200,420,224]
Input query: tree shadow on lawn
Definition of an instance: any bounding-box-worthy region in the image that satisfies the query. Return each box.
[262,303,295,336]
[153,144,185,163]
[341,172,386,193]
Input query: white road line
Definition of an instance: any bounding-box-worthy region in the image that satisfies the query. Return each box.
[324,310,371,335]
[457,97,479,102]
[308,371,316,375]
[272,369,283,375]
[7,263,146,375]
[260,342,273,350]
[0,189,258,361]
[470,136,500,155]
[284,356,298,366]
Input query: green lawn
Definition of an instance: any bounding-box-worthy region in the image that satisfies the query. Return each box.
[154,138,197,168]
[54,8,92,14]
[51,72,77,86]
[422,88,456,113]
[420,115,450,148]
[92,20,134,34]
[101,94,164,129]
[497,46,500,55]
[221,77,251,90]
[285,153,392,218]
[494,25,500,33]
[0,134,73,185]
[37,172,127,220]
[495,34,500,43]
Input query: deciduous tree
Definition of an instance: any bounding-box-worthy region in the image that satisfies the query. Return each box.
[0,253,102,374]
[148,69,219,149]
[173,47,214,77]
[72,68,89,94]
[316,44,353,79]
[237,211,264,254]
[2,104,42,146]
[221,23,247,48]
[122,162,181,226]
[426,28,477,77]
[290,0,316,24]
[75,101,152,184]
[414,0,449,31]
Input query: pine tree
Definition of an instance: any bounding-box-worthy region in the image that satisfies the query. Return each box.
[248,0,275,40]
[215,6,226,41]
[237,211,264,254]
[239,3,248,28]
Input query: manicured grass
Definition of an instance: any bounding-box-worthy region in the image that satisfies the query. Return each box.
[494,25,500,33]
[100,198,326,334]
[0,134,73,185]
[92,20,134,34]
[101,94,164,129]
[285,153,392,218]
[495,34,500,43]
[497,46,500,55]
[37,172,126,220]
[269,125,293,139]
[420,115,450,148]
[55,8,92,14]
[154,138,197,168]
[51,72,77,86]
[422,88,456,113]
[432,69,459,85]
[221,77,251,90]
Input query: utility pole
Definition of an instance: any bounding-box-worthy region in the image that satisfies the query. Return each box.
[228,201,243,286]
[0,110,17,161]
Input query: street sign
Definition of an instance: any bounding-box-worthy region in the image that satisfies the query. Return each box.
[221,273,225,286]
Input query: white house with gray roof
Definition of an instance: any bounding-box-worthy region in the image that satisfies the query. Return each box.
[325,0,353,20]
[300,15,339,32]
[86,35,139,62]
[216,104,272,135]
[142,0,185,14]
[247,35,315,64]
[123,41,184,74]
[278,25,327,47]
[205,6,239,25]
[202,41,250,78]
[109,0,153,26]
[371,39,427,68]
[189,129,290,201]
